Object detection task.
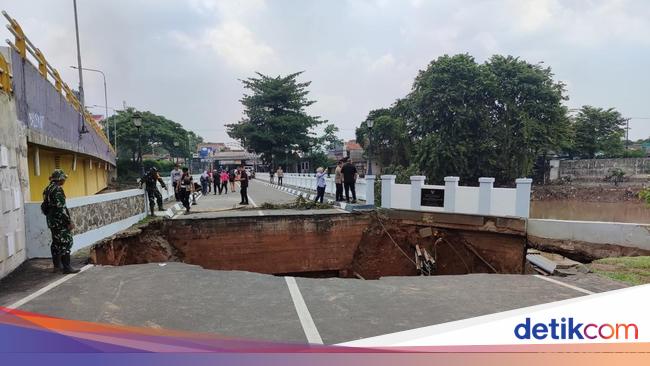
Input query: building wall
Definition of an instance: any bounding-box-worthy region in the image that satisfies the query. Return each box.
[0,80,29,279]
[26,144,109,201]
[556,158,650,182]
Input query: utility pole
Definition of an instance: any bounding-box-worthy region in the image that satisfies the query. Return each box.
[72,0,86,134]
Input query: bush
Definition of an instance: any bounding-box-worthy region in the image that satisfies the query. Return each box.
[117,159,178,182]
[640,188,650,205]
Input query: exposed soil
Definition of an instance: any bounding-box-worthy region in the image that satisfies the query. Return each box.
[90,210,528,280]
[528,235,650,263]
[532,184,643,202]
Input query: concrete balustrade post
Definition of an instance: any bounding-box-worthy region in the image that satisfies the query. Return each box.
[381,175,396,208]
[365,175,375,205]
[410,176,426,210]
[443,176,460,213]
[478,177,495,215]
[515,178,533,218]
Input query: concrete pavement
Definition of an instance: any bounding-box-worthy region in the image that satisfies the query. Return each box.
[182,179,298,213]
[8,263,627,344]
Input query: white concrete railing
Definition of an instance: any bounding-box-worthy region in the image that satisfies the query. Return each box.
[25,188,148,258]
[279,173,375,204]
[381,175,532,218]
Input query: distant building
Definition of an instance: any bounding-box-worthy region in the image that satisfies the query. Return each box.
[345,140,364,161]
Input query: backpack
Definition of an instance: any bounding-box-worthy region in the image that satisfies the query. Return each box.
[41,187,52,215]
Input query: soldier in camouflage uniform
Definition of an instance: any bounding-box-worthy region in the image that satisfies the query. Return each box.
[140,167,167,215]
[42,169,79,274]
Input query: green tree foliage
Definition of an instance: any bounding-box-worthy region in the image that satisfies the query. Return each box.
[570,106,626,158]
[319,124,344,151]
[356,54,570,184]
[226,72,324,167]
[107,108,203,163]
[356,106,412,168]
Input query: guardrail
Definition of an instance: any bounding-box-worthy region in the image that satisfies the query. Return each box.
[380,175,532,218]
[2,10,113,153]
[280,173,374,203]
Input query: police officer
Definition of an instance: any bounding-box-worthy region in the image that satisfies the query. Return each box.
[42,169,79,274]
[140,167,167,215]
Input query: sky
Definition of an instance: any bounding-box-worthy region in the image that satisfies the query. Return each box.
[3,0,650,143]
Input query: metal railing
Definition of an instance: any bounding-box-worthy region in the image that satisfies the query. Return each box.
[2,10,114,153]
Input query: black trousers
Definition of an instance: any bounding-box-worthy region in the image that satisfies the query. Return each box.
[344,182,356,202]
[147,189,163,211]
[277,177,283,186]
[213,180,218,194]
[335,183,343,201]
[219,181,228,194]
[240,185,248,204]
[179,189,191,210]
[315,186,325,203]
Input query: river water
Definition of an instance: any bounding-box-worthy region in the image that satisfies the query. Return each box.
[530,201,650,224]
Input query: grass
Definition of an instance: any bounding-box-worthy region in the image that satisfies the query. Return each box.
[257,196,334,210]
[589,256,650,286]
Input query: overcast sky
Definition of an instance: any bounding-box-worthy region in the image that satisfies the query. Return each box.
[3,0,650,143]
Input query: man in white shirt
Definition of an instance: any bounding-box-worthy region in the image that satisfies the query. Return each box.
[170,163,183,201]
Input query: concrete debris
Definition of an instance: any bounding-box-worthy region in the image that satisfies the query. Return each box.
[526,249,590,276]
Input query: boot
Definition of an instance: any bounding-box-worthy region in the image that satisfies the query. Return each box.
[51,247,62,273]
[62,254,80,274]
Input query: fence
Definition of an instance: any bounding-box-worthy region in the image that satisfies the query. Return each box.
[380,175,532,218]
[25,189,147,258]
[280,173,376,204]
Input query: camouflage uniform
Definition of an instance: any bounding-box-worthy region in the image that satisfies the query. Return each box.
[43,169,79,273]
[43,175,73,256]
[141,168,166,215]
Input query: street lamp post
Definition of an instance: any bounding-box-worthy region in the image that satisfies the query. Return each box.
[71,66,108,138]
[132,113,144,176]
[72,0,86,135]
[174,141,179,164]
[366,119,374,176]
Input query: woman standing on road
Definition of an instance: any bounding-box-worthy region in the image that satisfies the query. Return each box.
[219,169,229,194]
[229,169,237,193]
[314,167,326,203]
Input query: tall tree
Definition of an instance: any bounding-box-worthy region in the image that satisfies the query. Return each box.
[226,72,324,167]
[571,106,626,158]
[318,124,344,151]
[107,108,202,163]
[356,107,412,169]
[391,53,570,184]
[484,55,569,182]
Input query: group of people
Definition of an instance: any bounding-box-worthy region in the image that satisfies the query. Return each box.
[268,166,284,185]
[198,168,237,196]
[335,158,359,204]
[323,158,358,204]
[170,163,251,208]
[269,159,359,204]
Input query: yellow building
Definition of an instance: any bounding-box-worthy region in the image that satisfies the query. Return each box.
[2,13,116,202]
[27,145,110,201]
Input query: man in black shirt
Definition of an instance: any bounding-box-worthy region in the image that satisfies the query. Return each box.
[237,164,249,205]
[341,159,358,203]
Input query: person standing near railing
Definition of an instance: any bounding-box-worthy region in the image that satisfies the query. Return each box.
[334,160,344,202]
[341,158,358,204]
[276,166,284,186]
[314,167,326,203]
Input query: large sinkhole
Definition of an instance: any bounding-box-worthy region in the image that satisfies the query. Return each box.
[90,211,528,279]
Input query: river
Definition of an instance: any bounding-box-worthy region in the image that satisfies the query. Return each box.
[530,201,650,224]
